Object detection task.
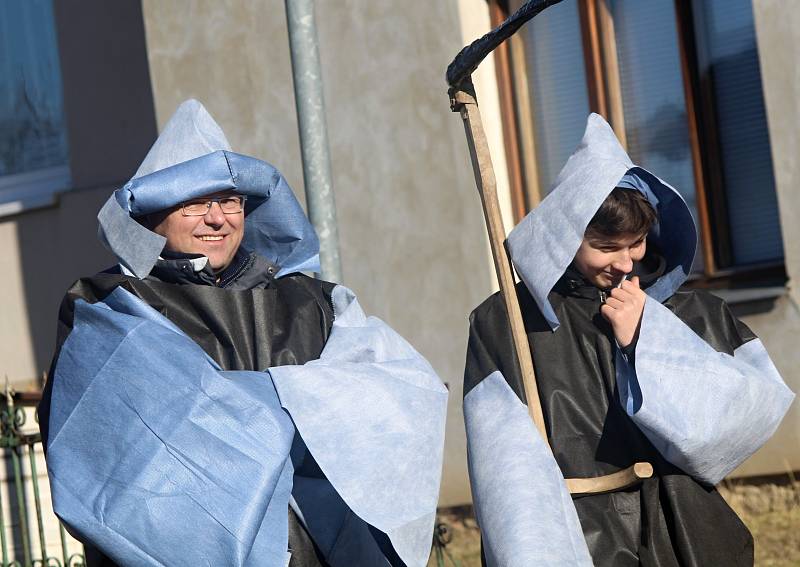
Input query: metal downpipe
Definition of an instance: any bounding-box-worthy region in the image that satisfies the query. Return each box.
[285,0,343,283]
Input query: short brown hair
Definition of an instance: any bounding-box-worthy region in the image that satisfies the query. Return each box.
[585,187,657,242]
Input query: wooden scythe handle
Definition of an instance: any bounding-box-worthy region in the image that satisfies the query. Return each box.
[451,85,653,495]
[452,86,549,448]
[566,462,654,496]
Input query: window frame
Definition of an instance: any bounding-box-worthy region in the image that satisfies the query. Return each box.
[0,166,71,217]
[492,0,786,286]
[0,0,72,218]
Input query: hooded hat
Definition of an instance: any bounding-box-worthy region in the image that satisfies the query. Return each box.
[507,113,697,330]
[97,99,320,278]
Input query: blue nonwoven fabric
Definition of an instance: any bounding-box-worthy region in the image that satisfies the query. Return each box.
[463,371,593,567]
[289,477,390,566]
[47,285,448,566]
[47,287,296,566]
[270,285,449,567]
[506,113,697,330]
[616,296,795,485]
[97,99,320,279]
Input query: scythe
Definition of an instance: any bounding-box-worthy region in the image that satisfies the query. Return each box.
[448,0,652,495]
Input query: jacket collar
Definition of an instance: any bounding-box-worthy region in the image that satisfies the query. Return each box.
[147,248,279,289]
[552,250,667,301]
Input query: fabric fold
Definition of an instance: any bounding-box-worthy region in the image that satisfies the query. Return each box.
[617,296,795,484]
[96,99,320,279]
[270,285,448,567]
[47,288,297,566]
[463,371,593,567]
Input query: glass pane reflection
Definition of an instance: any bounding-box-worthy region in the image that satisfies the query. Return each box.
[697,0,782,264]
[610,0,702,270]
[0,0,69,177]
[522,0,590,196]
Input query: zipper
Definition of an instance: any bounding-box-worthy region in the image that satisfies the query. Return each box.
[219,254,253,287]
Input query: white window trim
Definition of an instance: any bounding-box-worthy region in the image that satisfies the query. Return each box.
[0,166,71,217]
[710,286,786,305]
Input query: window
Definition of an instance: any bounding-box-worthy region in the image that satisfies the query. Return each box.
[495,0,784,283]
[0,0,70,215]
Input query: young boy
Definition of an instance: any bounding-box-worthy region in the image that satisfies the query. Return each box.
[463,114,794,566]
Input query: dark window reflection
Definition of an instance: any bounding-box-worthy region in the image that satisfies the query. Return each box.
[522,0,590,196]
[610,0,704,270]
[695,0,782,265]
[0,1,69,178]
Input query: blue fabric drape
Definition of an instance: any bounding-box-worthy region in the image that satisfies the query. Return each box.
[47,286,447,566]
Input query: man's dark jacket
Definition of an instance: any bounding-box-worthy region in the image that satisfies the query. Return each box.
[40,251,334,567]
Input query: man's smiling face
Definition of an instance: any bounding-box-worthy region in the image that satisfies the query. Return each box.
[150,191,245,271]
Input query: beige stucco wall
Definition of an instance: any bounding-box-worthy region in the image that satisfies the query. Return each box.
[140,0,505,506]
[0,222,38,382]
[0,186,115,389]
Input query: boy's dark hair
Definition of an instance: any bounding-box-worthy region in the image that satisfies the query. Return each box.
[585,187,657,242]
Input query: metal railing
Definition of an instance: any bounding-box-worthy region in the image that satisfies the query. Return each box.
[2,383,464,566]
[0,385,84,567]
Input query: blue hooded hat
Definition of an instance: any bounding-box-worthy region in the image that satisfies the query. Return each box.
[507,113,697,330]
[97,99,320,278]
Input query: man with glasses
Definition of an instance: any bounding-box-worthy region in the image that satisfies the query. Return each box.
[142,192,251,285]
[40,100,447,567]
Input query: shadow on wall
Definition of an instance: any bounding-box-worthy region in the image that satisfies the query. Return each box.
[15,187,117,382]
[14,0,158,386]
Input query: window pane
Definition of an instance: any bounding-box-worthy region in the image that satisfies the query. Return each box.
[695,0,783,265]
[521,0,590,195]
[0,0,69,177]
[609,0,702,270]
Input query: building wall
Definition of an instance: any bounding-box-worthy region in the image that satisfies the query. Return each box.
[733,0,800,477]
[140,0,507,506]
[0,0,155,390]
[0,0,795,516]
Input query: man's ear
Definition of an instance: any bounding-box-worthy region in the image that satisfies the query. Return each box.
[135,213,155,230]
[136,210,169,232]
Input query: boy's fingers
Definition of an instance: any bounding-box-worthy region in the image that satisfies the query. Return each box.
[610,287,634,302]
[620,278,643,297]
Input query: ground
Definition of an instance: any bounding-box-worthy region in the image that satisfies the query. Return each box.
[428,476,800,567]
[720,476,800,567]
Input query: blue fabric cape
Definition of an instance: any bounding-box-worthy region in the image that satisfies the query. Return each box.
[47,285,447,566]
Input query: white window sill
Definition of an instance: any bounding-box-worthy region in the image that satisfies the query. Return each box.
[709,286,786,305]
[0,166,71,217]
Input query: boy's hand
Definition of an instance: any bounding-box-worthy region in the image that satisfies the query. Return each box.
[600,276,646,348]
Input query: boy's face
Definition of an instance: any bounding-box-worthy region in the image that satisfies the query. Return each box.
[573,233,646,289]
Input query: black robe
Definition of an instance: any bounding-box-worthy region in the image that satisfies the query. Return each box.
[464,270,755,566]
[40,253,336,567]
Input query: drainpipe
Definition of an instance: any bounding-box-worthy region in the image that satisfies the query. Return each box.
[285,0,343,283]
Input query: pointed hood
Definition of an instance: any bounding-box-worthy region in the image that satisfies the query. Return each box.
[507,113,697,330]
[98,99,319,278]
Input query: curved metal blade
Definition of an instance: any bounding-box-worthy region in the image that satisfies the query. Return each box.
[446,0,564,89]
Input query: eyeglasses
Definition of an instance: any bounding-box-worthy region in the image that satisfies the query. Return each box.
[180,195,247,216]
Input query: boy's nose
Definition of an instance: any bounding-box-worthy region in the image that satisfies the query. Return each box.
[611,250,633,273]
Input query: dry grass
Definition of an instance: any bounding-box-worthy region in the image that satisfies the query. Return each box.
[719,475,800,567]
[429,476,800,567]
[427,505,481,567]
